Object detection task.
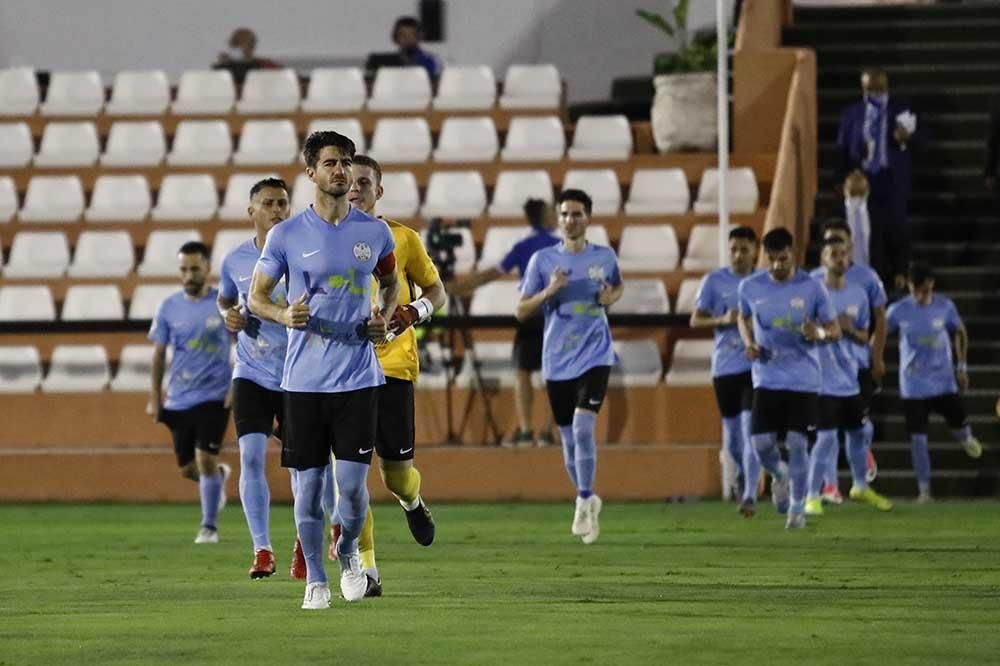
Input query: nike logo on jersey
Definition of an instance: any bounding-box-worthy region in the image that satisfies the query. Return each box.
[754,299,767,305]
[238,276,251,282]
[302,250,321,258]
[358,447,374,455]
[399,447,414,455]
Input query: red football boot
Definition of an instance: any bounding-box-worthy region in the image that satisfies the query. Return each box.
[328,524,341,561]
[290,537,307,580]
[249,549,276,579]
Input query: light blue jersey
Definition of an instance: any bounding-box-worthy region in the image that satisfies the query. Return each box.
[738,270,836,393]
[887,295,962,399]
[219,238,289,392]
[255,205,395,394]
[811,263,886,368]
[148,287,231,410]
[521,242,621,381]
[818,282,870,397]
[694,267,758,377]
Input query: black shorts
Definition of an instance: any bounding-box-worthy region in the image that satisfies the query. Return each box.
[513,321,544,372]
[159,401,230,467]
[545,365,611,427]
[857,367,875,415]
[712,371,753,418]
[903,393,968,435]
[818,394,865,431]
[232,377,284,439]
[376,377,415,461]
[751,388,819,436]
[282,387,378,470]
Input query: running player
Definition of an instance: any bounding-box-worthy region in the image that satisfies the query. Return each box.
[886,261,983,502]
[248,131,399,609]
[805,237,892,515]
[148,241,232,544]
[517,188,623,545]
[737,227,840,529]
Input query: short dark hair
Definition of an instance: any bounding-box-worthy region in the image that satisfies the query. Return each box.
[523,198,548,229]
[908,261,934,285]
[728,226,757,243]
[352,154,383,185]
[179,241,210,259]
[302,131,356,168]
[249,177,288,201]
[557,188,593,216]
[393,15,421,41]
[762,227,794,252]
[822,236,847,249]
[822,218,852,239]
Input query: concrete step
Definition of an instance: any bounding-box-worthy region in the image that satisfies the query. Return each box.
[817,64,1000,90]
[910,242,1000,265]
[873,389,1000,414]
[815,188,998,217]
[931,267,1000,292]
[820,167,990,195]
[808,41,1000,68]
[818,112,989,144]
[788,19,1000,46]
[874,415,1000,443]
[878,365,1000,391]
[795,4,1000,22]
[819,86,999,115]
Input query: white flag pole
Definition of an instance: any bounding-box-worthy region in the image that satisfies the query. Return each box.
[716,0,730,267]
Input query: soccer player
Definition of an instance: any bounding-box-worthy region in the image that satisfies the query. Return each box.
[887,261,983,502]
[248,131,399,610]
[516,188,623,545]
[148,241,232,544]
[805,238,892,516]
[689,225,764,513]
[344,153,447,595]
[737,227,840,529]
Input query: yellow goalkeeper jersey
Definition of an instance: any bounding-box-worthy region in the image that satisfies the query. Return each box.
[375,218,440,383]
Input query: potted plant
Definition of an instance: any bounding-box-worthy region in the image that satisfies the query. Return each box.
[637,0,720,152]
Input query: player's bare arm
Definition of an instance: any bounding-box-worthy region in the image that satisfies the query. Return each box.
[870,305,888,379]
[838,313,870,345]
[801,317,842,343]
[248,270,309,328]
[217,293,247,333]
[388,278,447,337]
[691,308,739,329]
[738,313,761,360]
[954,322,970,390]
[597,281,623,307]
[453,267,503,297]
[516,268,568,321]
[147,343,167,422]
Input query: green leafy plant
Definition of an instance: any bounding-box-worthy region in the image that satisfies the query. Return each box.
[637,0,721,75]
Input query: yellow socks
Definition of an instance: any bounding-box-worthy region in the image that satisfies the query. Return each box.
[381,466,422,507]
[359,505,376,570]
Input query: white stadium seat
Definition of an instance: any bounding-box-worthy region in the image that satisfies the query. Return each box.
[138,230,202,277]
[40,70,104,116]
[210,228,251,275]
[367,66,432,111]
[420,171,488,219]
[290,173,313,215]
[499,64,561,109]
[625,168,690,216]
[470,280,520,316]
[84,175,152,222]
[34,121,100,167]
[478,226,531,270]
[413,341,448,390]
[106,70,170,115]
[0,122,32,167]
[433,116,499,162]
[376,171,421,218]
[561,169,621,216]
[421,226,475,274]
[568,115,633,161]
[501,116,565,162]
[693,167,760,215]
[583,224,610,247]
[218,172,279,220]
[61,285,125,321]
[610,279,670,314]
[41,345,110,393]
[4,231,70,278]
[302,67,366,112]
[369,117,432,163]
[458,342,517,388]
[68,230,135,278]
[665,339,715,386]
[237,68,300,113]
[129,284,178,319]
[610,340,663,387]
[18,176,85,223]
[617,224,680,272]
[111,344,157,392]
[171,69,236,114]
[0,285,57,321]
[151,175,218,222]
[0,67,40,116]
[682,224,722,271]
[433,65,496,110]
[233,120,298,165]
[101,121,166,167]
[0,177,17,223]
[306,118,366,154]
[488,170,553,217]
[674,278,703,315]
[0,346,43,393]
[167,120,232,166]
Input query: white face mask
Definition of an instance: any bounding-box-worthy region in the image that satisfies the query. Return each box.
[227,46,246,61]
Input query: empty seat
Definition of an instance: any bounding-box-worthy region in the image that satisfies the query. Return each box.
[61,285,125,321]
[151,175,218,221]
[693,167,760,215]
[488,170,554,217]
[0,285,56,321]
[499,64,561,109]
[433,116,499,162]
[40,70,104,116]
[376,171,421,218]
[18,176,85,222]
[306,118,366,153]
[4,231,70,277]
[674,278,703,315]
[129,283,178,319]
[210,228,252,274]
[167,120,233,166]
[682,224,722,271]
[138,230,202,276]
[290,172,313,214]
[101,121,166,167]
[458,341,517,388]
[67,230,135,277]
[367,66,432,111]
[610,279,670,314]
[414,341,448,390]
[0,177,17,223]
[219,172,279,220]
[665,339,715,386]
[433,65,497,110]
[237,68,300,113]
[171,69,236,114]
[84,175,152,222]
[111,344,156,392]
[0,122,32,167]
[420,171,487,219]
[106,70,170,115]
[34,121,100,167]
[233,120,298,165]
[0,346,42,393]
[470,280,520,315]
[369,117,432,163]
[478,226,531,270]
[501,116,565,161]
[625,168,690,216]
[617,224,680,272]
[610,340,663,387]
[302,67,366,112]
[561,169,621,216]
[41,345,110,392]
[0,67,40,116]
[568,115,633,161]
[421,226,475,274]
[583,224,610,247]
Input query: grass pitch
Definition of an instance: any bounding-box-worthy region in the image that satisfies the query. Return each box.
[1,500,998,665]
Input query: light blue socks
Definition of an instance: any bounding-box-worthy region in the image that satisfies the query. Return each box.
[293,466,327,584]
[572,410,597,499]
[238,433,270,550]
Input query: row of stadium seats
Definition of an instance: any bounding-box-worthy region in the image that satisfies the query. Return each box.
[0,168,758,223]
[0,64,563,117]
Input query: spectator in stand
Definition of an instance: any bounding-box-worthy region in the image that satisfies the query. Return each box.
[214,27,279,84]
[984,107,999,190]
[392,16,442,79]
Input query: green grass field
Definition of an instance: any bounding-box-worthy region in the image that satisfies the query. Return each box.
[1,500,999,665]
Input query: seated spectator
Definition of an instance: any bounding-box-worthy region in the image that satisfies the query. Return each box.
[213,28,279,84]
[391,15,442,79]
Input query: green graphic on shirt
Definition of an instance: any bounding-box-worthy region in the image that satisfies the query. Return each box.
[327,268,367,296]
[571,302,604,317]
[770,313,798,331]
[185,335,222,354]
[917,334,945,349]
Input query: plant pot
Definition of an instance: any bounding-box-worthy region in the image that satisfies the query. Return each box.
[651,71,717,152]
